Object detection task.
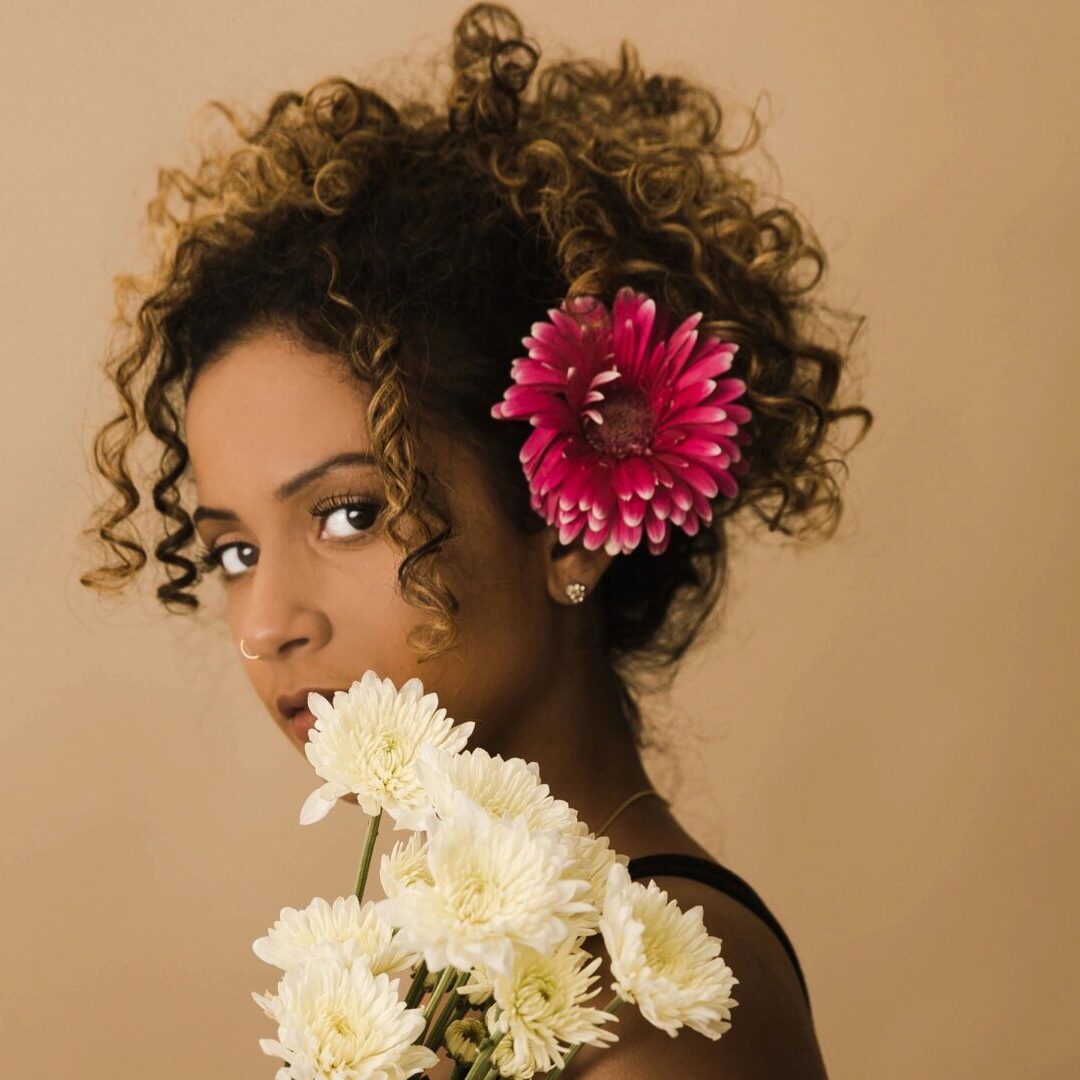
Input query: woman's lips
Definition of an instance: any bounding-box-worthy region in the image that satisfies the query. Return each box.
[289,707,317,744]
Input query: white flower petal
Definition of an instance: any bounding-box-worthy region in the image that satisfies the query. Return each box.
[299,786,337,825]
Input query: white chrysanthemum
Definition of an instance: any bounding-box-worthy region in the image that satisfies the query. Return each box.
[561,824,628,938]
[598,861,740,1038]
[379,832,433,899]
[299,670,475,827]
[252,946,439,1080]
[252,895,417,976]
[470,936,618,1077]
[374,790,593,976]
[414,746,613,938]
[413,745,580,836]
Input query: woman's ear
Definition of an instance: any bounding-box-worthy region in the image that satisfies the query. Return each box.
[539,523,616,605]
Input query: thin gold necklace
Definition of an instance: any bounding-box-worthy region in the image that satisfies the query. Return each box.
[598,787,669,835]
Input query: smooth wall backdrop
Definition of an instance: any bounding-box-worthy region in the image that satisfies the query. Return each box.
[3,2,1077,1077]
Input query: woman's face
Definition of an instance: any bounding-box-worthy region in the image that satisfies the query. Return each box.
[184,329,565,757]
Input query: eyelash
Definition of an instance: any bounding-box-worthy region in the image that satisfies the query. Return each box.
[196,491,383,579]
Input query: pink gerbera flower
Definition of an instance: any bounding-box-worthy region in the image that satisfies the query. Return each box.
[490,286,753,556]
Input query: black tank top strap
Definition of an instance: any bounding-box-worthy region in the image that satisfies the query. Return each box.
[627,852,812,1013]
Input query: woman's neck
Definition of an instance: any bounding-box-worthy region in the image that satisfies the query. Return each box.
[486,650,709,863]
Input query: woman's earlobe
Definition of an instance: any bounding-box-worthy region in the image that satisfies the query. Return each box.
[564,581,588,604]
[541,525,615,605]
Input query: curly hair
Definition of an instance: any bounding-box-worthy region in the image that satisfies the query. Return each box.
[79,2,873,744]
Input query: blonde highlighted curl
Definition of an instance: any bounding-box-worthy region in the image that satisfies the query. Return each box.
[80,3,873,742]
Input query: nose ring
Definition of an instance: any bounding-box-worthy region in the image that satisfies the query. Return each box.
[240,638,261,660]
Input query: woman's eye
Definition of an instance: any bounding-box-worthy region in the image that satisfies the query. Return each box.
[217,544,257,578]
[198,497,381,582]
[320,502,380,540]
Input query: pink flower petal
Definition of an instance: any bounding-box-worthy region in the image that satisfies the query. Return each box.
[666,404,731,426]
[676,461,720,499]
[590,368,622,387]
[662,313,704,377]
[558,517,587,545]
[647,531,671,556]
[650,489,673,519]
[527,400,577,430]
[645,514,668,545]
[674,344,738,389]
[519,424,562,465]
[672,435,723,458]
[610,460,638,501]
[715,469,740,500]
[583,523,610,551]
[510,359,567,386]
[623,456,657,499]
[665,478,693,512]
[664,378,718,416]
[712,376,748,404]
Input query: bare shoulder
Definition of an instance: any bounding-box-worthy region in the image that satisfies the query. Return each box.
[571,874,829,1079]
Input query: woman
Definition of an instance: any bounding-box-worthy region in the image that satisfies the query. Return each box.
[81,4,870,1075]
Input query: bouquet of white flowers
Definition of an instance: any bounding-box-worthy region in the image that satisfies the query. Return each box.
[251,670,739,1079]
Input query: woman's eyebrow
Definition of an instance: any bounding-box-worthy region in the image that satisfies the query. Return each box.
[193,451,376,524]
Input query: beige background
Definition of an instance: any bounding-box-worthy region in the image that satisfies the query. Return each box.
[3,2,1077,1076]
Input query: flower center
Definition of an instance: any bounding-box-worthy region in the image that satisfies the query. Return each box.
[519,970,559,1013]
[457,872,497,922]
[643,929,675,973]
[581,383,653,458]
[327,1011,356,1039]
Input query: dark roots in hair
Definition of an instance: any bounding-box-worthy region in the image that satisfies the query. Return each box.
[79,2,873,743]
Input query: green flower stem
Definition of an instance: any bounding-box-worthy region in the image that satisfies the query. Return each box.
[422,966,458,1032]
[480,1068,497,1080]
[404,959,429,1010]
[354,809,383,903]
[461,1036,497,1080]
[425,971,468,1048]
[543,995,625,1078]
[448,1063,469,1080]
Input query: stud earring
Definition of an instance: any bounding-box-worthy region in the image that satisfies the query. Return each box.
[565,581,587,604]
[240,639,261,660]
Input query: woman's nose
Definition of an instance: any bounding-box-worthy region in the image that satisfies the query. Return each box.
[233,546,329,660]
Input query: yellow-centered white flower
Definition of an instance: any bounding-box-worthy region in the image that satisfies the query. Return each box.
[299,671,474,827]
[413,744,579,835]
[252,945,439,1080]
[379,832,433,898]
[252,895,416,976]
[470,936,619,1076]
[373,790,593,976]
[598,861,740,1039]
[413,745,623,937]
